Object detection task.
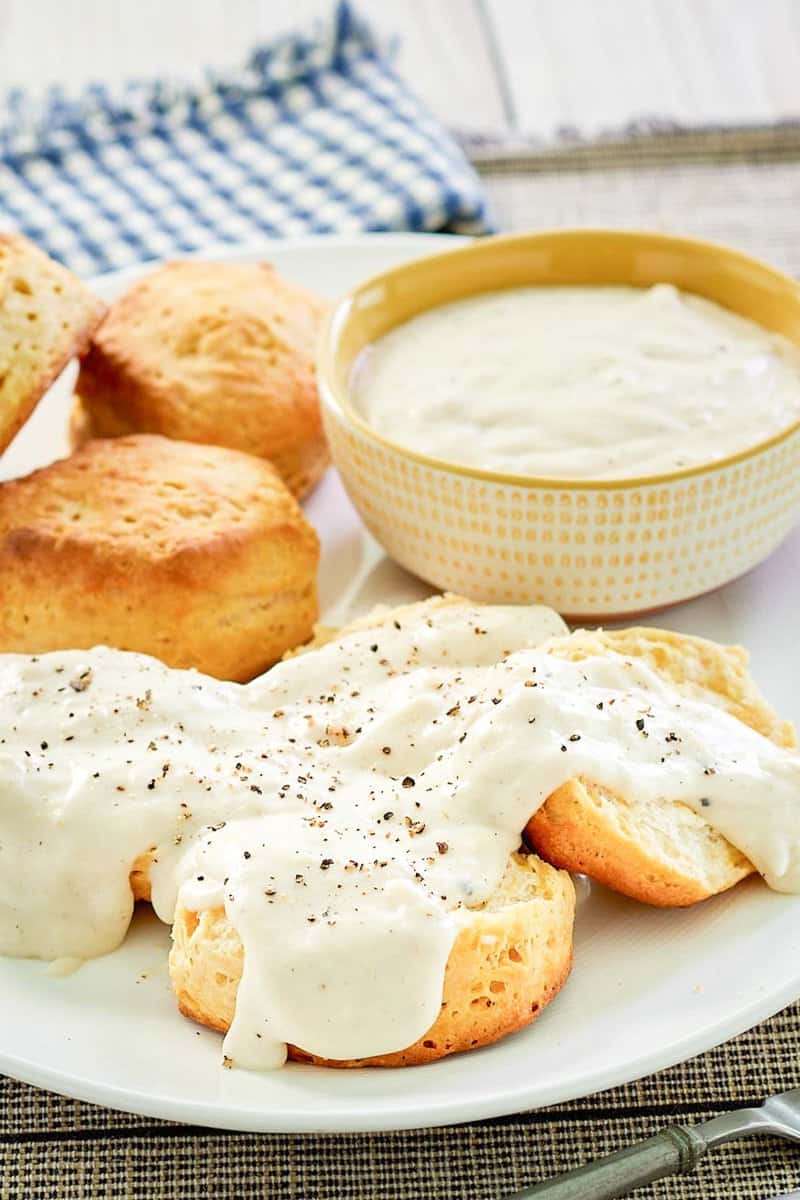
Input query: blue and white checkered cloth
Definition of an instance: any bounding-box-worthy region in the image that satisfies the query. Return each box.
[0,3,490,276]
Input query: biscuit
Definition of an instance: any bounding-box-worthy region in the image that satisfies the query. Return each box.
[0,233,105,454]
[0,433,319,681]
[168,852,576,1068]
[288,601,795,907]
[74,260,329,497]
[140,598,794,1065]
[526,625,795,906]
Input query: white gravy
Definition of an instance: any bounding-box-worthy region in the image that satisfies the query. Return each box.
[1,602,799,1069]
[354,284,800,479]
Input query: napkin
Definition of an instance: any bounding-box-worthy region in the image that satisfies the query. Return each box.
[0,2,490,275]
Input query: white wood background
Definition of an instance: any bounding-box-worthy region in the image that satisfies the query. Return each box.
[1,0,799,147]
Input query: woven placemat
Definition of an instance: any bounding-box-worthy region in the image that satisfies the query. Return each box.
[2,1001,798,1198]
[482,147,800,281]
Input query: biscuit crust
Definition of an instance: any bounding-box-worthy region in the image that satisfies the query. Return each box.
[75,260,329,497]
[0,233,105,454]
[0,433,319,681]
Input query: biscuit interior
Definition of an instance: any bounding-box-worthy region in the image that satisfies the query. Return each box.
[0,233,105,454]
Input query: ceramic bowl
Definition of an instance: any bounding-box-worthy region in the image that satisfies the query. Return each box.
[318,229,800,618]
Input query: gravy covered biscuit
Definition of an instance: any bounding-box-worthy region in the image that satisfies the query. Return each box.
[0,599,798,1071]
[294,601,798,908]
[0,233,105,454]
[525,625,797,906]
[0,433,318,680]
[171,852,575,1068]
[74,260,329,497]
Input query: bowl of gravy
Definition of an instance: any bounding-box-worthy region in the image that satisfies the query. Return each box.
[318,229,800,617]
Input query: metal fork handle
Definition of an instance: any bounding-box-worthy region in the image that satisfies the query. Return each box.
[506,1124,709,1200]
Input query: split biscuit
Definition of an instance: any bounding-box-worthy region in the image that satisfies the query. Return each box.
[526,625,795,906]
[0,233,105,454]
[169,851,576,1068]
[133,597,795,1064]
[291,600,796,906]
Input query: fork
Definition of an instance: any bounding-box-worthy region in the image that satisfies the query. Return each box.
[505,1087,800,1199]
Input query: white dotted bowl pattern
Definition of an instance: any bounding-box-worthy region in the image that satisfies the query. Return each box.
[322,404,800,617]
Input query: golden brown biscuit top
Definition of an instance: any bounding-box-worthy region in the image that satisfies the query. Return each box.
[0,433,316,562]
[89,260,324,401]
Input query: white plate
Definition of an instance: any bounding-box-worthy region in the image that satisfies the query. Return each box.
[1,234,799,1133]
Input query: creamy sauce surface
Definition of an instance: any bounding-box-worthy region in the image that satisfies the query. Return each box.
[1,602,799,1069]
[354,284,800,479]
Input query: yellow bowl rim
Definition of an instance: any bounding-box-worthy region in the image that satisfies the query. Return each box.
[318,227,800,493]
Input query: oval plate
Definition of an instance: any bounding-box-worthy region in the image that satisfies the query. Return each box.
[1,233,798,1132]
